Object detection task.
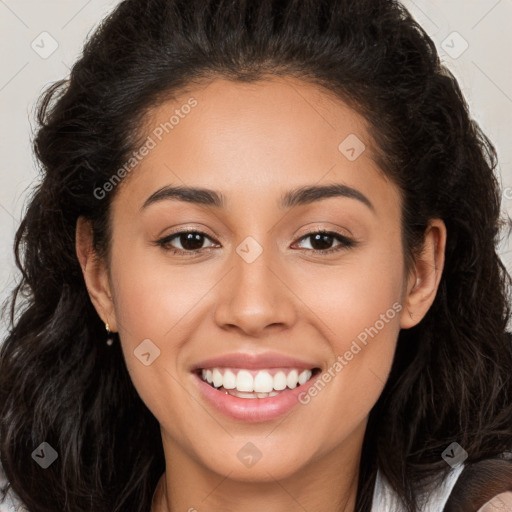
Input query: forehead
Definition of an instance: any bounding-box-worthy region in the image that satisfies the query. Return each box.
[113,76,398,214]
[144,76,374,161]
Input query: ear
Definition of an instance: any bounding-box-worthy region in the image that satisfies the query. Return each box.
[400,218,447,329]
[75,216,117,332]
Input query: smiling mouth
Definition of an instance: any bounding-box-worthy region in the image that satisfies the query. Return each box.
[196,367,322,399]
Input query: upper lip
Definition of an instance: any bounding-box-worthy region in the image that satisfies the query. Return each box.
[191,352,320,371]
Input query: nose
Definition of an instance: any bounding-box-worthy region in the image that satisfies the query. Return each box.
[213,242,297,337]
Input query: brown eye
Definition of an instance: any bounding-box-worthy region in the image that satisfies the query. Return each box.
[156,230,218,254]
[175,232,207,251]
[294,231,356,254]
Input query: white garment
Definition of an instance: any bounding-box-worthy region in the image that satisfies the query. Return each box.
[371,463,466,511]
[0,481,25,511]
[0,464,25,512]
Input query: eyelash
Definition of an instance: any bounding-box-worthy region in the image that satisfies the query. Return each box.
[155,228,357,257]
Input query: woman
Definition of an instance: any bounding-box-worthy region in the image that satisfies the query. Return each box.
[1,0,511,510]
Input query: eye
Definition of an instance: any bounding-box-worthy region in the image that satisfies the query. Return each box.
[155,228,357,257]
[155,230,219,255]
[293,230,356,254]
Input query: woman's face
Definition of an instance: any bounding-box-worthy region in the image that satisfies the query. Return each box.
[80,77,445,484]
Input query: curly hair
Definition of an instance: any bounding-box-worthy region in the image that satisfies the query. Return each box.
[1,0,511,511]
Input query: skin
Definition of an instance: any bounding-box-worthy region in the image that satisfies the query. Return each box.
[478,492,512,511]
[76,76,446,512]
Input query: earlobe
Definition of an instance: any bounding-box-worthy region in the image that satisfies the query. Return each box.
[75,217,117,331]
[400,219,447,330]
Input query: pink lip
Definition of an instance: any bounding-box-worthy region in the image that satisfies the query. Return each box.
[191,352,319,371]
[191,352,322,422]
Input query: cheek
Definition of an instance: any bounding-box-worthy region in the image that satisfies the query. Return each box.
[294,293,401,456]
[109,243,216,344]
[107,243,237,422]
[292,236,404,350]
[290,238,404,421]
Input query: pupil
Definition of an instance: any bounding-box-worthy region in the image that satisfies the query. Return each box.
[181,233,204,250]
[311,233,333,250]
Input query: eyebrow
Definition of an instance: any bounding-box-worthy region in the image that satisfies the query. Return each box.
[280,183,375,212]
[141,183,375,213]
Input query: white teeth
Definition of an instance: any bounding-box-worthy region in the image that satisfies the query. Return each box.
[287,370,299,389]
[231,390,258,399]
[273,371,288,390]
[236,370,254,392]
[200,367,314,395]
[298,369,311,385]
[254,371,274,393]
[227,389,281,399]
[212,368,223,388]
[222,370,237,389]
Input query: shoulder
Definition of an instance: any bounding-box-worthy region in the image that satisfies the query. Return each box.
[476,492,512,512]
[444,454,512,511]
[0,464,27,512]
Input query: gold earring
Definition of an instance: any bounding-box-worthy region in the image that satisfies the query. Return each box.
[105,322,114,346]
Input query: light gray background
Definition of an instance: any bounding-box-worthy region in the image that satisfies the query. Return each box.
[1,0,511,339]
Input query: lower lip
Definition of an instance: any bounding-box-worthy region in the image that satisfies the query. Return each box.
[193,371,320,422]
